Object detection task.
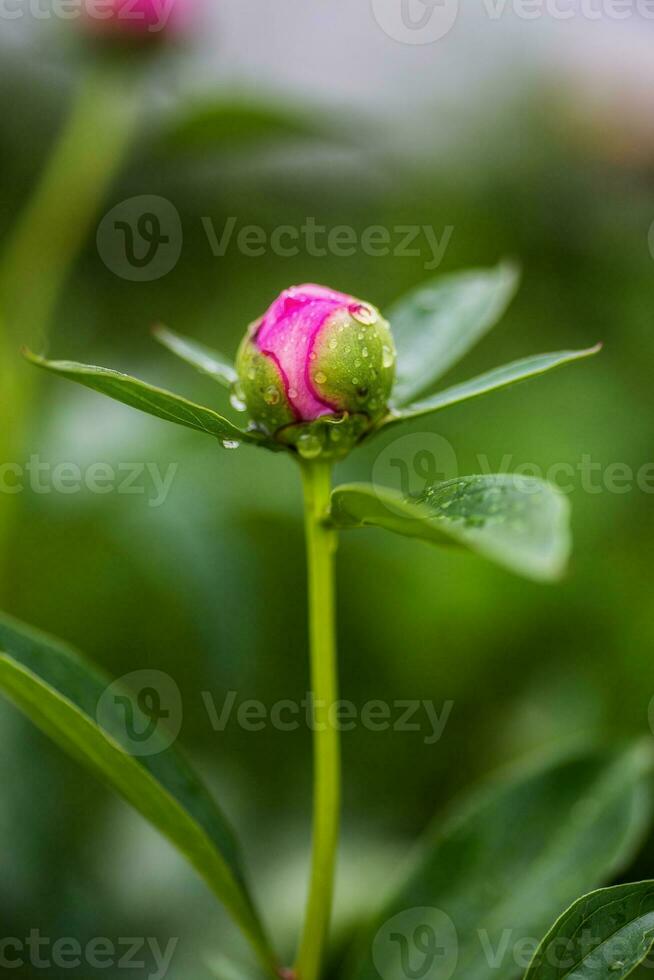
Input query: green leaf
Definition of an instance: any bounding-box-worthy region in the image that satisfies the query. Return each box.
[525,882,654,980]
[161,99,328,153]
[385,346,601,425]
[346,743,654,980]
[25,350,263,448]
[0,611,277,973]
[153,324,238,388]
[389,262,520,405]
[330,474,570,581]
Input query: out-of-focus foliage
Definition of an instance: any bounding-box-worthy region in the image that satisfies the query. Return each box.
[1,25,654,979]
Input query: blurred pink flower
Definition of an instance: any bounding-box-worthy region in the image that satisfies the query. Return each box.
[82,0,195,40]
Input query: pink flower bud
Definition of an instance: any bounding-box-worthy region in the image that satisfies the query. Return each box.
[236,284,396,459]
[82,0,193,41]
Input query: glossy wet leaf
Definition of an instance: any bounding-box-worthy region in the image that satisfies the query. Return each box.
[386,346,601,425]
[25,350,263,448]
[525,882,654,980]
[153,324,238,388]
[330,474,570,581]
[389,262,520,405]
[0,611,276,971]
[346,743,653,980]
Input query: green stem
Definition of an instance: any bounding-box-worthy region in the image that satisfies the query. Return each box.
[0,65,138,596]
[0,65,138,348]
[295,460,340,980]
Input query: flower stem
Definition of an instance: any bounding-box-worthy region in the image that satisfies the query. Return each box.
[0,65,138,596]
[296,459,340,980]
[0,65,138,347]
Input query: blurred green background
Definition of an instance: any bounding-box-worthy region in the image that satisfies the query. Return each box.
[1,9,654,979]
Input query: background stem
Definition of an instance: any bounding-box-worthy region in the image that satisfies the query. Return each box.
[0,66,139,597]
[295,459,341,980]
[0,65,138,348]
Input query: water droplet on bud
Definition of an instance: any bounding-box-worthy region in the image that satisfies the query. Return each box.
[352,304,377,325]
[382,345,394,369]
[263,386,280,406]
[229,382,247,412]
[297,432,323,459]
[314,371,327,385]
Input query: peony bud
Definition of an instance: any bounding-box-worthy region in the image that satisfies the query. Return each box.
[236,284,396,459]
[82,0,193,42]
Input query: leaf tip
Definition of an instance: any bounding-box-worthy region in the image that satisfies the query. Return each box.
[498,257,522,289]
[21,346,43,366]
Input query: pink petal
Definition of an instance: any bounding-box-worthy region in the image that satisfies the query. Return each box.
[255,284,355,421]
